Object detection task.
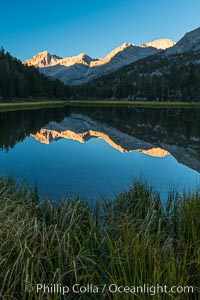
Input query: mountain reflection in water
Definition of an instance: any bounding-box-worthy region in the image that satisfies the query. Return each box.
[0,106,199,200]
[30,114,170,157]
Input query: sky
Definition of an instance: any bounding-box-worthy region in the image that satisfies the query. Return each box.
[1,0,200,61]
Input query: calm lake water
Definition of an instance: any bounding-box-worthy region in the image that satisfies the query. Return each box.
[0,105,200,201]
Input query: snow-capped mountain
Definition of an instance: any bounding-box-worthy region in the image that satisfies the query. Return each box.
[24,41,163,85]
[140,39,175,50]
[166,27,200,55]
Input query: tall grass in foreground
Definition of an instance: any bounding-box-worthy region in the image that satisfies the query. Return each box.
[0,177,199,299]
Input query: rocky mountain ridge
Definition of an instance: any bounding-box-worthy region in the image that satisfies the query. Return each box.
[23,26,200,88]
[166,27,200,55]
[24,39,174,85]
[71,26,200,102]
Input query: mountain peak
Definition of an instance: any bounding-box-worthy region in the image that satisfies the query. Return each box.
[77,52,93,62]
[140,39,175,50]
[99,42,134,62]
[38,50,49,55]
[111,42,134,54]
[121,42,134,48]
[24,50,62,67]
[59,52,93,67]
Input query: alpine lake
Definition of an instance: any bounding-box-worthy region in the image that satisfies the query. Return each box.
[0,105,200,202]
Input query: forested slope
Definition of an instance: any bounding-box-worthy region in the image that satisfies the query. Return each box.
[0,48,69,100]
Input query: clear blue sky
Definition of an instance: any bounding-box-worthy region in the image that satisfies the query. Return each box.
[1,0,200,61]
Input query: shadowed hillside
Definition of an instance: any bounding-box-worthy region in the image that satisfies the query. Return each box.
[0,48,70,100]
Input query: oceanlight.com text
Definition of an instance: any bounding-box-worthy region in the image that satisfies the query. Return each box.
[24,282,194,296]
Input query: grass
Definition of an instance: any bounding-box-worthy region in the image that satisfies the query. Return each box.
[0,100,67,112]
[1,100,200,112]
[67,100,200,108]
[0,177,199,299]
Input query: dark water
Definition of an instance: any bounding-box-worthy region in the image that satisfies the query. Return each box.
[0,106,200,201]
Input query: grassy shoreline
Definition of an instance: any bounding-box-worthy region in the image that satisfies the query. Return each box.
[1,100,200,112]
[0,100,67,112]
[0,177,199,299]
[67,100,200,108]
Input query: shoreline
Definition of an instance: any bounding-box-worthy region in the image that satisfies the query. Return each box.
[1,100,200,112]
[0,100,67,112]
[67,100,200,108]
